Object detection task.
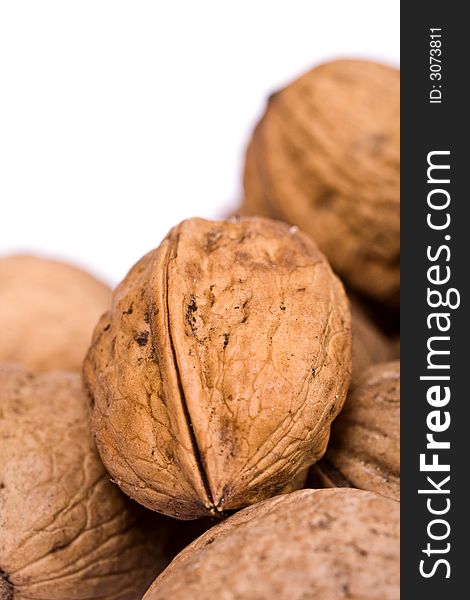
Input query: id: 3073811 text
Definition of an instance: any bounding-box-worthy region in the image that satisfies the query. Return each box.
[429,28,443,104]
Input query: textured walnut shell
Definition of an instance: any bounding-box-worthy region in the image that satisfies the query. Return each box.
[84,217,351,519]
[0,365,173,600]
[242,59,400,306]
[350,298,397,383]
[0,255,111,372]
[312,361,400,500]
[143,488,399,600]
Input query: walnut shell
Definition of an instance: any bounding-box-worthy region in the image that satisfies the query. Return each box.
[0,255,111,372]
[84,217,351,519]
[350,298,397,383]
[143,488,399,600]
[312,361,400,500]
[242,59,400,306]
[0,365,173,600]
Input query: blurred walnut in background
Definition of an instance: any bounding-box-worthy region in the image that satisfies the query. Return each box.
[311,360,400,501]
[241,59,400,307]
[0,255,110,372]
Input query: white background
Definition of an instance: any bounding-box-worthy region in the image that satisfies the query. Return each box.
[0,1,399,286]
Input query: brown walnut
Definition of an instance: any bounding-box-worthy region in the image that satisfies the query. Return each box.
[0,255,111,372]
[0,365,173,600]
[84,217,351,519]
[311,360,400,500]
[242,59,400,306]
[142,488,399,600]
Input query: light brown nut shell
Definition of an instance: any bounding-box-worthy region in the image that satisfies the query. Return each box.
[312,361,400,500]
[0,255,111,373]
[84,217,351,519]
[143,488,399,600]
[0,365,172,600]
[350,298,397,383]
[242,59,400,306]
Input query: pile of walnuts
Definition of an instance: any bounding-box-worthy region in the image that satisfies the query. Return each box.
[0,58,399,600]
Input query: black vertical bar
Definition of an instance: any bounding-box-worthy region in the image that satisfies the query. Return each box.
[401,3,468,597]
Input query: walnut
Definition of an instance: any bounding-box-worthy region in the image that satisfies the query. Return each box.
[84,217,351,519]
[0,255,111,372]
[0,365,175,600]
[142,488,399,600]
[311,361,400,500]
[241,59,400,306]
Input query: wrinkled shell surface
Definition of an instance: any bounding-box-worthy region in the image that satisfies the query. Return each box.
[242,59,400,306]
[0,255,111,373]
[350,298,396,383]
[312,361,400,500]
[143,488,400,600]
[84,217,351,519]
[0,365,171,600]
